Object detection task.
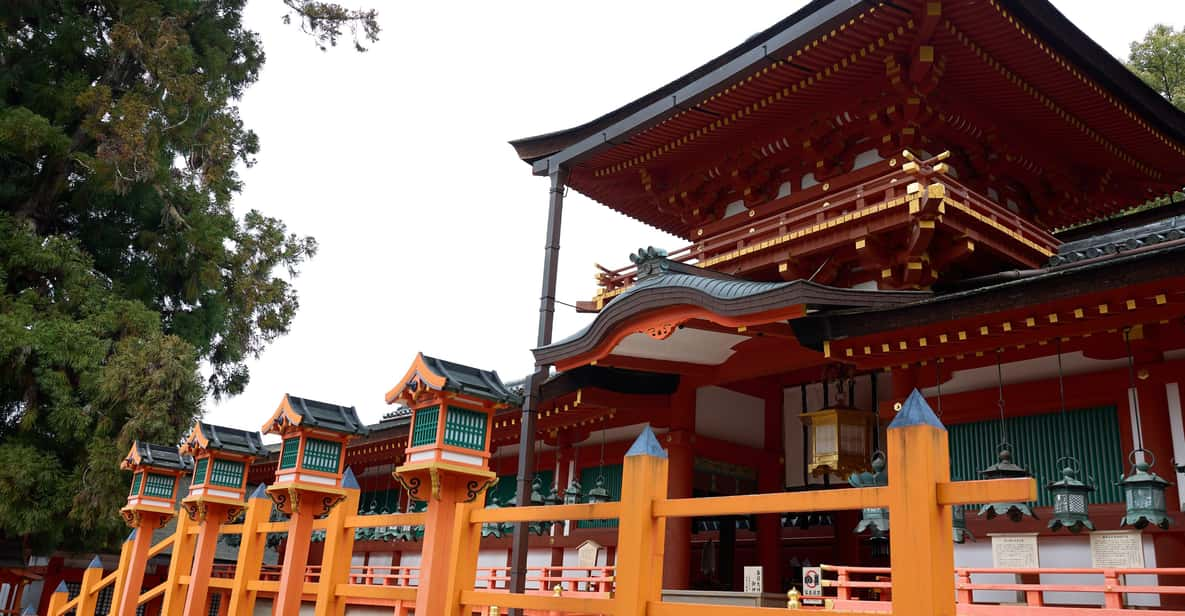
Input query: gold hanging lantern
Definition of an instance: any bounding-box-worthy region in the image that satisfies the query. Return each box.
[803,373,874,477]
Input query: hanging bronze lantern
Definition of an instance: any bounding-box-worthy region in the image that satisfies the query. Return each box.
[528,476,553,536]
[586,474,610,505]
[1119,451,1173,530]
[952,505,975,544]
[1047,458,1095,533]
[563,478,584,505]
[1118,329,1173,530]
[1046,340,1095,533]
[803,371,873,477]
[849,452,888,539]
[978,446,1037,521]
[481,495,512,539]
[979,352,1036,522]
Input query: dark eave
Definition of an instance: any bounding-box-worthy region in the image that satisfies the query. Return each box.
[533,265,927,366]
[538,365,681,402]
[133,442,193,472]
[511,0,863,176]
[421,355,524,407]
[510,0,1185,177]
[287,395,370,436]
[197,422,266,457]
[791,238,1185,348]
[508,0,841,165]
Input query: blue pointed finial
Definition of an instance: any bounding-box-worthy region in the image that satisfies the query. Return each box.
[625,425,667,458]
[87,555,103,569]
[54,581,69,594]
[250,484,269,499]
[342,467,359,490]
[126,529,137,542]
[887,388,946,430]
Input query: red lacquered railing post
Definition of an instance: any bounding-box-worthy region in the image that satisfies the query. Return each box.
[956,569,973,605]
[837,568,851,601]
[1103,569,1123,609]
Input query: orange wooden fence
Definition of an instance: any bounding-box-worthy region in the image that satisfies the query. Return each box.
[821,564,1185,615]
[48,391,1045,616]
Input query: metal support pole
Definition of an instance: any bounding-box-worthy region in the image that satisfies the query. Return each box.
[509,168,568,608]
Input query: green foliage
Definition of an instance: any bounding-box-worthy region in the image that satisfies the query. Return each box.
[0,1,378,552]
[1128,24,1185,110]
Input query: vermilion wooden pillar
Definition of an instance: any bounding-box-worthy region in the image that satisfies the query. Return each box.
[662,386,695,590]
[114,516,166,616]
[180,502,239,616]
[756,384,785,592]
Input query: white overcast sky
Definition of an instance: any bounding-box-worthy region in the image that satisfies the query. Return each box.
[208,1,1185,431]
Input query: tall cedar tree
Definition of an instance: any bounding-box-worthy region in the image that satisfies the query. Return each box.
[1128,24,1185,110]
[0,1,377,554]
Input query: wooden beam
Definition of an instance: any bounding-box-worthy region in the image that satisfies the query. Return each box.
[937,479,1036,506]
[652,487,889,518]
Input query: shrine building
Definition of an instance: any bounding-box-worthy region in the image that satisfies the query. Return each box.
[13,0,1185,614]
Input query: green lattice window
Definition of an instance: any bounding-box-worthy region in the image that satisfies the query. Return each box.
[210,459,245,488]
[949,405,1123,506]
[280,438,300,470]
[411,406,441,447]
[302,438,342,474]
[129,472,142,495]
[143,473,175,499]
[443,406,487,451]
[193,458,209,484]
[578,464,623,529]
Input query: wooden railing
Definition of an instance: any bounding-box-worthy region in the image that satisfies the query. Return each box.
[821,564,1185,614]
[587,151,1059,307]
[50,392,1056,616]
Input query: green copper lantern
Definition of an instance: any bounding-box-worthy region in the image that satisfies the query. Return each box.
[952,505,975,544]
[1118,451,1173,530]
[1047,458,1095,533]
[849,452,888,539]
[528,476,554,536]
[481,496,513,538]
[978,446,1037,521]
[563,478,584,505]
[586,474,610,505]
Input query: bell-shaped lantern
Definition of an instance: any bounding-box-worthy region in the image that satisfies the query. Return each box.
[180,422,265,521]
[1119,452,1173,530]
[803,407,874,477]
[586,474,610,505]
[1047,459,1095,533]
[952,505,975,544]
[977,447,1037,521]
[389,354,520,504]
[120,442,193,527]
[481,495,513,538]
[261,394,369,515]
[849,452,888,539]
[563,478,584,505]
[528,476,555,536]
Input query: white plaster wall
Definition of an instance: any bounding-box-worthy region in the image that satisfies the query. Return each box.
[695,386,763,449]
[476,549,508,589]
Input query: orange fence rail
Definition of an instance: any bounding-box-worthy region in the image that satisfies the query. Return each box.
[821,564,1185,614]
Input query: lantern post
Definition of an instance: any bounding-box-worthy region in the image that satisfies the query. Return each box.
[261,395,369,616]
[387,353,521,616]
[178,422,265,616]
[116,442,191,616]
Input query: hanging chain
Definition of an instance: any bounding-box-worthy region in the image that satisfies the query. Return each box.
[599,414,607,479]
[1056,338,1070,461]
[1124,328,1145,454]
[935,360,943,417]
[995,349,1009,447]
